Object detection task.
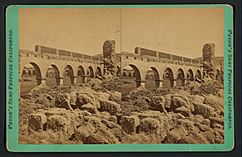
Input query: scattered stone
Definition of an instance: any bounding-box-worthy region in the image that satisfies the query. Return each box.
[99,99,121,115]
[28,113,47,131]
[193,102,215,118]
[139,118,161,134]
[121,115,140,134]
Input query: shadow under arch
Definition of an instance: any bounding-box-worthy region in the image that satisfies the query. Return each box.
[21,62,42,85]
[163,67,174,88]
[96,67,102,76]
[63,65,74,85]
[196,70,202,79]
[145,67,160,90]
[20,62,42,97]
[46,64,60,87]
[176,68,185,86]
[129,64,141,87]
[187,69,194,81]
[77,65,85,83]
[88,66,95,78]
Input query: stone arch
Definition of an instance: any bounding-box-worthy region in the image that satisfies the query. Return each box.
[96,67,102,76]
[22,62,42,85]
[20,62,42,97]
[150,67,160,88]
[176,68,185,86]
[77,65,85,83]
[163,67,174,88]
[187,69,194,81]
[88,66,95,78]
[129,64,142,87]
[46,64,60,87]
[196,69,202,79]
[63,65,74,85]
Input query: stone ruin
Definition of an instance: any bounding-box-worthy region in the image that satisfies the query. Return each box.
[202,43,223,83]
[102,40,119,76]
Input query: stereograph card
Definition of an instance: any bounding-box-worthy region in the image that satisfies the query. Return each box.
[6,4,234,152]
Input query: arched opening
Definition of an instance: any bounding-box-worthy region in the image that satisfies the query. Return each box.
[176,68,185,87]
[187,69,194,81]
[20,62,42,97]
[63,65,74,85]
[163,67,174,88]
[121,64,141,96]
[96,67,102,76]
[87,66,94,78]
[76,65,85,84]
[145,67,160,90]
[46,65,60,88]
[196,70,202,80]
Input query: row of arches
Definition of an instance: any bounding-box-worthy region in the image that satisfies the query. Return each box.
[123,64,202,89]
[20,62,103,88]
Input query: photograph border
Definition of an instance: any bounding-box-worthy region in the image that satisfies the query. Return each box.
[6,4,234,152]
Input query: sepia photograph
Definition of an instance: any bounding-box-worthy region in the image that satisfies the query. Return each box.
[18,7,225,144]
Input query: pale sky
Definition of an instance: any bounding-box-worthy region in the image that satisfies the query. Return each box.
[19,7,224,58]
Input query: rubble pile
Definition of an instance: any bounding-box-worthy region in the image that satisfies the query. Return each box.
[19,77,224,144]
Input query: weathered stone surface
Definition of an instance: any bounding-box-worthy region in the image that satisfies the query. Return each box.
[204,95,223,114]
[188,95,205,105]
[121,115,140,134]
[150,96,167,113]
[99,99,121,115]
[109,91,122,104]
[175,106,190,117]
[28,113,47,131]
[81,103,98,114]
[46,115,68,133]
[193,102,215,118]
[216,89,224,98]
[140,118,161,134]
[55,93,73,110]
[164,94,172,110]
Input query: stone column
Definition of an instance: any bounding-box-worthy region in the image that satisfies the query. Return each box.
[159,80,164,88]
[59,77,64,85]
[136,79,146,88]
[173,79,177,87]
[140,81,146,88]
[73,77,77,84]
[41,79,46,85]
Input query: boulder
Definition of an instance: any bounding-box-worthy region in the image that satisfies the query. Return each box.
[150,96,167,113]
[46,115,68,133]
[139,118,161,134]
[80,103,98,114]
[99,99,121,115]
[188,95,205,105]
[28,113,47,131]
[204,95,223,114]
[193,102,215,118]
[55,93,73,110]
[163,94,172,110]
[109,91,122,104]
[216,89,224,98]
[121,115,140,134]
[175,106,190,117]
